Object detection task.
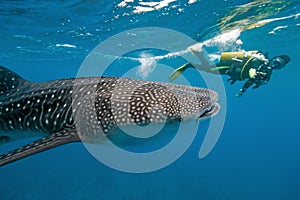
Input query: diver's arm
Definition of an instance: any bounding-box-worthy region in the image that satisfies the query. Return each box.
[253,70,272,89]
[190,48,210,66]
[253,76,270,89]
[236,79,254,97]
[253,79,265,89]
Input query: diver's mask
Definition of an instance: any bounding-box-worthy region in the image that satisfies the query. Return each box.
[270,55,291,70]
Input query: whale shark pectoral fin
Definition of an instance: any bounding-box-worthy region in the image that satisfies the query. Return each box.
[0,128,80,167]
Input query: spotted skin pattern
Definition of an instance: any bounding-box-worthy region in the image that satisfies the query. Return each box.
[0,66,220,166]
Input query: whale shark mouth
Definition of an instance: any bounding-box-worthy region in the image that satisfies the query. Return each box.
[198,103,220,120]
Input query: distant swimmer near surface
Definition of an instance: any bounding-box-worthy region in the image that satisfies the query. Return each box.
[0,65,220,166]
[170,49,291,96]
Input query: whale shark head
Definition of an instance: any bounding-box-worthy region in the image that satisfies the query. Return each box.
[73,77,220,140]
[159,83,220,121]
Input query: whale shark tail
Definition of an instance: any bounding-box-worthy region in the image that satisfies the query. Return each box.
[0,65,29,96]
[0,66,81,167]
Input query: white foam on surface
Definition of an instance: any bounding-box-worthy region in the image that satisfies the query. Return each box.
[268,25,288,34]
[136,53,157,79]
[188,0,197,4]
[134,29,243,78]
[118,0,177,14]
[55,44,77,48]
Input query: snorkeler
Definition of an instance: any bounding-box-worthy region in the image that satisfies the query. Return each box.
[169,49,291,96]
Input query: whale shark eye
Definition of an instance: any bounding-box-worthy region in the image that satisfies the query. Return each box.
[0,136,10,143]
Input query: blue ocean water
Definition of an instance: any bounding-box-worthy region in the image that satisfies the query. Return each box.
[0,0,300,199]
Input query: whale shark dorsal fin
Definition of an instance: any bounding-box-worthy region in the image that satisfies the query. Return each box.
[0,65,29,95]
[0,129,79,167]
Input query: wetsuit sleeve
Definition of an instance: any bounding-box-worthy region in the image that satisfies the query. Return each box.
[253,76,270,89]
[240,79,254,94]
[253,68,272,89]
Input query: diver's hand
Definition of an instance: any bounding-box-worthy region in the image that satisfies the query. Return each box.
[235,89,244,97]
[227,78,236,85]
[256,71,266,76]
[235,92,243,97]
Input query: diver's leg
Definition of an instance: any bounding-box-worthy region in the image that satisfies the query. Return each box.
[192,64,220,74]
[212,60,235,74]
[169,62,228,81]
[189,61,231,75]
[190,48,210,66]
[169,62,215,81]
[190,48,231,75]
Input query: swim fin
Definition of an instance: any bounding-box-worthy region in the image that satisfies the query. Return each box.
[169,63,191,81]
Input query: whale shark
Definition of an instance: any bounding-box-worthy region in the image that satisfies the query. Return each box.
[0,65,220,167]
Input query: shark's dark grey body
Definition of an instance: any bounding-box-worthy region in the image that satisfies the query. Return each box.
[0,66,220,166]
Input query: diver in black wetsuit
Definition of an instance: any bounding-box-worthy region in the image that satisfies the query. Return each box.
[169,49,291,96]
